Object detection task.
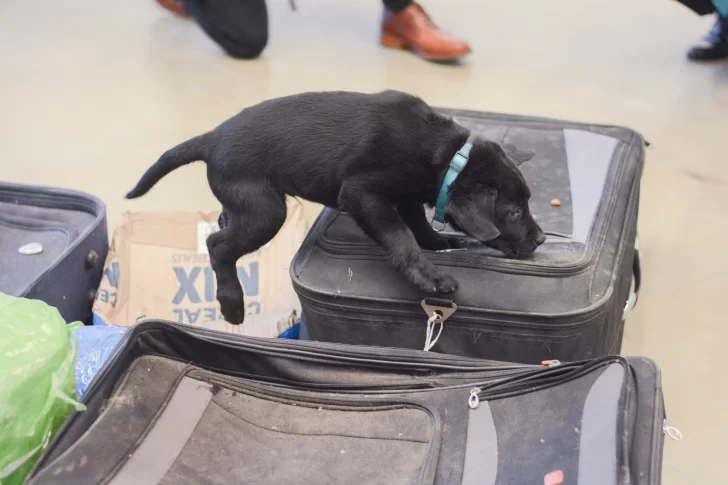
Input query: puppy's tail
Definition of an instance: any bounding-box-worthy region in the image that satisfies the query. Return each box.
[125,133,210,199]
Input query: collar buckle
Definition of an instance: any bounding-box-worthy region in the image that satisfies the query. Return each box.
[431,219,446,232]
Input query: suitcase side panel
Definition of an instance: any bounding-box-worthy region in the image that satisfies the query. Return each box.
[24,215,108,323]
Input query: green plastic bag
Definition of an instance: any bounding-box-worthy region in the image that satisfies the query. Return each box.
[0,293,85,485]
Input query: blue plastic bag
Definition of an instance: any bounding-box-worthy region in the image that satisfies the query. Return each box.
[278,322,300,339]
[73,325,127,398]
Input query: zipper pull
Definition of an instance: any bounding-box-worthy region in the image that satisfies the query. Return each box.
[663,420,683,441]
[468,388,481,409]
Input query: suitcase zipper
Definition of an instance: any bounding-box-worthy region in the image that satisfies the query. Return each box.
[191,358,529,397]
[465,356,628,408]
[662,420,683,441]
[191,355,565,403]
[178,322,524,371]
[130,322,641,398]
[468,388,480,409]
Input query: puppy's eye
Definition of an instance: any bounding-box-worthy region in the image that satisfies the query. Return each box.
[508,209,522,220]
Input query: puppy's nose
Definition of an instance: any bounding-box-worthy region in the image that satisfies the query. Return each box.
[534,231,546,246]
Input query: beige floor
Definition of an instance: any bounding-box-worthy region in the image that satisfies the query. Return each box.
[1,0,726,482]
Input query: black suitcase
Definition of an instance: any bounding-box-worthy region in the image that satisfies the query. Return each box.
[292,109,644,364]
[28,321,671,485]
[0,182,108,323]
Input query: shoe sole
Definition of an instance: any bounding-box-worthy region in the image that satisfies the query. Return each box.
[687,53,728,61]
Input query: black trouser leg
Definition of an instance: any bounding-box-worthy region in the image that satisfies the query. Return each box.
[382,0,412,13]
[182,0,268,59]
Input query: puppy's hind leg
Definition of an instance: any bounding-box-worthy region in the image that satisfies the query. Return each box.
[207,185,287,324]
[217,207,230,230]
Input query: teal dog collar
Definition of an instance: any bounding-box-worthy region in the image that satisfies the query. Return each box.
[432,143,472,230]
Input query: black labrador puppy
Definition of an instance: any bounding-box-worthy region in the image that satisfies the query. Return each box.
[126,90,545,324]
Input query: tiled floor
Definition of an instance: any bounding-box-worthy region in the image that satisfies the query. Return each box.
[1,0,726,482]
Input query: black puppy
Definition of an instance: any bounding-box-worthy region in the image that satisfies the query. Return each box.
[126,90,545,324]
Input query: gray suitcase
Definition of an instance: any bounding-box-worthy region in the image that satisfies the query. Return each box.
[0,182,108,323]
[28,321,672,485]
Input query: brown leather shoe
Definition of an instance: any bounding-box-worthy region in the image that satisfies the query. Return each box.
[156,0,189,17]
[381,3,471,61]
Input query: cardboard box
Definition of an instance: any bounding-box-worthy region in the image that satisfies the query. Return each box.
[93,202,307,337]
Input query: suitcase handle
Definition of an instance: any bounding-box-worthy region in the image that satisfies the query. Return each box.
[420,299,458,351]
[632,246,641,301]
[623,239,641,318]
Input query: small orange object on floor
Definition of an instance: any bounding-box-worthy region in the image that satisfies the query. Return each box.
[544,470,564,485]
[551,198,561,207]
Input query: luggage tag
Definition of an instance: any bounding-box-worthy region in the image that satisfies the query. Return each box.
[420,299,457,351]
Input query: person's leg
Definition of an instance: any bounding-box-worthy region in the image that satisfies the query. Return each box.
[156,0,268,59]
[182,0,268,59]
[380,1,471,61]
[382,0,412,12]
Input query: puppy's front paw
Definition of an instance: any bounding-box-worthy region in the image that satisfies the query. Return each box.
[416,271,459,294]
[415,271,460,294]
[433,272,459,294]
[218,288,245,325]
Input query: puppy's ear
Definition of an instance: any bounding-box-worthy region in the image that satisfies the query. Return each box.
[502,144,534,166]
[447,191,501,242]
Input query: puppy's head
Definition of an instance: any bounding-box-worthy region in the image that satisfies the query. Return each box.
[445,140,545,258]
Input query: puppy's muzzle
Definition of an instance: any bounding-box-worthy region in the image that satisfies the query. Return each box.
[487,231,544,258]
[534,231,546,246]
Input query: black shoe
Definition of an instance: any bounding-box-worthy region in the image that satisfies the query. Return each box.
[688,14,728,61]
